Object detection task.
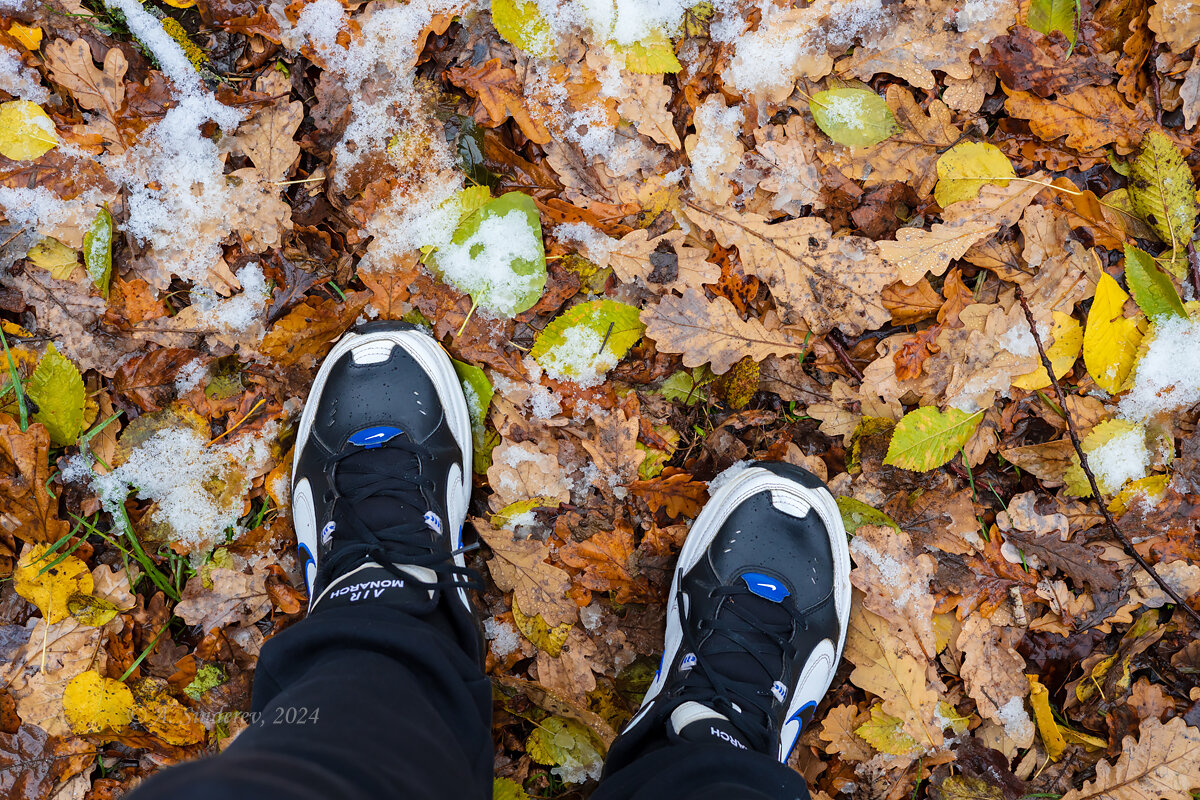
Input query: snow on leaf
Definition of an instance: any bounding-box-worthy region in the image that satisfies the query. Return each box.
[809,88,897,148]
[884,406,983,471]
[525,717,604,785]
[934,142,1017,207]
[531,299,643,386]
[82,206,113,299]
[0,100,57,161]
[491,0,555,58]
[1083,272,1146,394]
[431,191,547,318]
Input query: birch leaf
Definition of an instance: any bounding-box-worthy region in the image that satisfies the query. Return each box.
[1127,131,1197,249]
[884,407,984,471]
[1083,272,1146,393]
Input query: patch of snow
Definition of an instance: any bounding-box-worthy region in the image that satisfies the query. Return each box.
[1118,315,1200,421]
[820,92,866,129]
[79,422,277,553]
[175,358,208,394]
[0,46,48,103]
[707,460,751,496]
[556,221,617,268]
[993,695,1034,746]
[537,324,617,387]
[189,262,271,335]
[998,325,1035,357]
[484,618,521,657]
[687,95,742,196]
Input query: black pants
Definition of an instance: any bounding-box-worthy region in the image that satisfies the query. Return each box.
[128,603,811,799]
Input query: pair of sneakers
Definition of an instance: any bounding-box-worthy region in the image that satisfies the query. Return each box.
[291,322,851,765]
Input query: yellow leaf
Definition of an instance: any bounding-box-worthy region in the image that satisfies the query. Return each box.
[1027,674,1067,760]
[1083,272,1146,393]
[14,544,94,624]
[161,0,196,7]
[1013,312,1083,390]
[1107,474,1169,515]
[26,237,79,280]
[1064,419,1149,497]
[9,23,43,51]
[490,0,554,57]
[68,593,120,627]
[511,596,572,657]
[62,671,133,735]
[934,141,1016,207]
[855,703,921,755]
[130,677,206,745]
[0,99,57,161]
[613,33,682,74]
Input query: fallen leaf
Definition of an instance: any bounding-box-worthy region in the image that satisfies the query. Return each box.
[0,100,57,161]
[173,568,271,634]
[1060,717,1200,800]
[1082,272,1146,393]
[629,471,707,519]
[62,671,132,735]
[559,521,652,604]
[479,520,575,627]
[1004,85,1154,154]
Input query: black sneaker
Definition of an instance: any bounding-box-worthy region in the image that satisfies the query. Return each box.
[606,462,850,766]
[290,322,475,626]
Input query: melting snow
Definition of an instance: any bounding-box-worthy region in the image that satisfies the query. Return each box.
[1118,315,1200,421]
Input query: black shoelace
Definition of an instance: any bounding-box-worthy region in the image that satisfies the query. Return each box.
[672,584,806,753]
[316,437,479,612]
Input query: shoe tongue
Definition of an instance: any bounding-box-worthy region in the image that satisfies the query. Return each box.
[701,592,791,687]
[670,702,751,751]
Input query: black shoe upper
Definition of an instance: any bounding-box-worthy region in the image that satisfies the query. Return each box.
[612,462,844,766]
[293,324,474,614]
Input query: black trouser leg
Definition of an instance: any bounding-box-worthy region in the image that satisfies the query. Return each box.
[594,737,812,800]
[126,603,493,800]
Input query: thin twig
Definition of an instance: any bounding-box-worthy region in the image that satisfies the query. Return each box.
[1015,288,1200,626]
[827,329,864,383]
[1188,239,1200,300]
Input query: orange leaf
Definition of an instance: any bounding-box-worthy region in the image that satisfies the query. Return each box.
[558,521,653,604]
[630,470,708,520]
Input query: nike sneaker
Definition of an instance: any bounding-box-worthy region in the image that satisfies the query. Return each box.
[290,321,476,626]
[605,461,851,768]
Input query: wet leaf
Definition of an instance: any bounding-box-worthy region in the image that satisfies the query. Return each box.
[62,672,132,735]
[1027,0,1077,44]
[809,88,898,148]
[14,544,94,625]
[1128,131,1197,249]
[934,142,1017,207]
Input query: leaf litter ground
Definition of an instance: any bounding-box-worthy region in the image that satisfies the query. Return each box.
[0,1,1199,798]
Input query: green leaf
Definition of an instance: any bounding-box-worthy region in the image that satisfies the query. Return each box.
[26,343,85,446]
[1124,244,1186,322]
[934,142,1017,207]
[809,88,898,148]
[184,664,227,701]
[883,407,983,471]
[452,357,496,474]
[1128,131,1198,250]
[490,0,554,58]
[493,777,531,800]
[613,32,682,74]
[530,299,644,384]
[431,192,547,318]
[26,237,78,279]
[659,366,714,404]
[836,496,900,536]
[1027,0,1077,45]
[83,207,113,298]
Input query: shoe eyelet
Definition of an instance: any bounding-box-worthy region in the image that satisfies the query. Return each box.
[323,491,335,503]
